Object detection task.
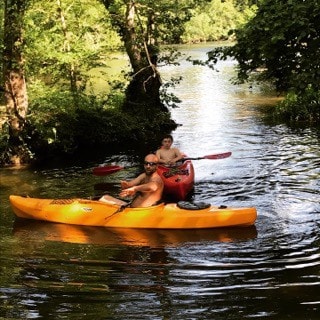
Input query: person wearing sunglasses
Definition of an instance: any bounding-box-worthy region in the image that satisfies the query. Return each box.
[156,134,184,166]
[99,154,164,208]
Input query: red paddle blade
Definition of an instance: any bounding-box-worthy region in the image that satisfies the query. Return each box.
[204,152,232,159]
[93,165,124,176]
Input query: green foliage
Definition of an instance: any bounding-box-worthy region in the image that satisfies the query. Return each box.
[25,80,125,154]
[3,0,262,164]
[101,0,214,44]
[1,0,184,164]
[206,0,320,123]
[160,75,183,109]
[26,102,177,159]
[181,0,257,43]
[22,80,177,159]
[24,0,122,92]
[55,106,135,153]
[0,121,10,165]
[275,88,320,123]
[0,3,3,86]
[209,0,320,92]
[152,0,197,44]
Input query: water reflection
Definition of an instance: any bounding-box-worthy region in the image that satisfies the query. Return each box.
[13,220,258,247]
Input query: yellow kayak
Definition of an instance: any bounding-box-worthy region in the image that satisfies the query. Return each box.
[9,195,257,229]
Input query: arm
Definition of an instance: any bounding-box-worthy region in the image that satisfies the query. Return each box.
[119,176,161,198]
[120,174,144,189]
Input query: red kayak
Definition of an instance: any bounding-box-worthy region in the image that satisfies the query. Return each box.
[157,160,195,201]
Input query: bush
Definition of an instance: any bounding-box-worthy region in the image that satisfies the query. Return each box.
[274,88,320,122]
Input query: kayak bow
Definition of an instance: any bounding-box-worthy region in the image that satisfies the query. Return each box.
[157,160,195,201]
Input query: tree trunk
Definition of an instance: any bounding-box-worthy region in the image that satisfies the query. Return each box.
[57,0,79,105]
[124,1,166,112]
[102,0,167,113]
[3,0,30,165]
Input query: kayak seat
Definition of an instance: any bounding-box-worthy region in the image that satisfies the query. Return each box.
[177,201,210,210]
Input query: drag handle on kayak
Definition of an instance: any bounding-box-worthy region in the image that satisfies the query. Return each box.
[183,151,231,161]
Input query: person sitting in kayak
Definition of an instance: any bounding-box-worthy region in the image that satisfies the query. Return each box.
[99,154,164,208]
[156,134,185,166]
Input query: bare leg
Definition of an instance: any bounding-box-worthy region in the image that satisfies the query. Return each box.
[99,194,128,206]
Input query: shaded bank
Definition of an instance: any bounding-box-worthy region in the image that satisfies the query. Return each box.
[2,105,178,167]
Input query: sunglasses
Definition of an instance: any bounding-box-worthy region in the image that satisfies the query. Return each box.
[144,161,158,166]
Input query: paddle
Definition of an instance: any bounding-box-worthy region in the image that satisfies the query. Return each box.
[92,152,232,176]
[93,165,124,176]
[182,151,232,161]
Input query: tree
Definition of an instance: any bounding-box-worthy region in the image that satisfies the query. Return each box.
[181,0,255,43]
[24,0,122,101]
[0,3,4,89]
[100,0,210,113]
[101,0,162,112]
[3,0,30,165]
[207,0,320,93]
[1,0,221,166]
[206,0,320,121]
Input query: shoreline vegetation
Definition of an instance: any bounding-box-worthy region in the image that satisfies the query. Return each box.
[1,1,320,168]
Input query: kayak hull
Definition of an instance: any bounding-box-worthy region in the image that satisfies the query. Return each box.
[157,160,195,201]
[9,195,257,229]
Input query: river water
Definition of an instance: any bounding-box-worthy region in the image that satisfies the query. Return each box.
[1,44,320,319]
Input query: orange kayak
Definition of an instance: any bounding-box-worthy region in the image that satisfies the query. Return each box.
[9,195,257,229]
[157,160,195,200]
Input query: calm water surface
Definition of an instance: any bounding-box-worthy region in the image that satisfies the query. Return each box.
[1,44,320,319]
